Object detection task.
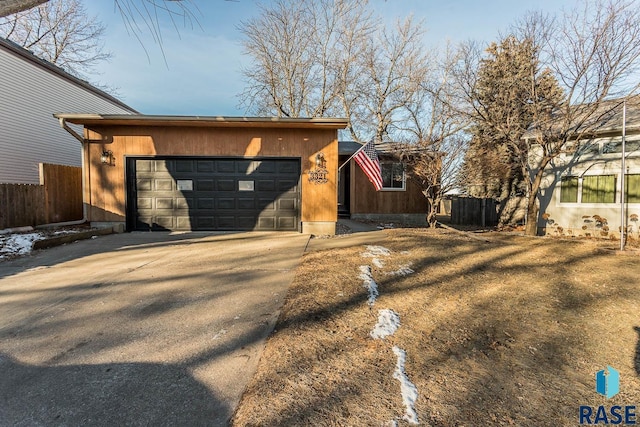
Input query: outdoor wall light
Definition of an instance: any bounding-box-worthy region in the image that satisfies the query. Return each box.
[101,149,113,165]
[315,152,326,168]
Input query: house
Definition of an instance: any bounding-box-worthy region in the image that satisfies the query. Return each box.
[531,97,640,239]
[338,141,428,226]
[0,37,137,184]
[54,113,348,235]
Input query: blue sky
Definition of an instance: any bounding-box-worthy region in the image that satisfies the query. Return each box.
[85,0,580,116]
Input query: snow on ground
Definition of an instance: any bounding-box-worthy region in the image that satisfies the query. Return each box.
[370,309,400,339]
[392,346,420,425]
[358,244,420,424]
[359,265,379,306]
[362,245,391,258]
[362,245,391,268]
[388,264,415,277]
[0,233,44,259]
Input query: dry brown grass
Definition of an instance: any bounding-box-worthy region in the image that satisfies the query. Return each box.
[232,229,640,426]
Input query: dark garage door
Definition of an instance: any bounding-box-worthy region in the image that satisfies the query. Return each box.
[127,157,300,231]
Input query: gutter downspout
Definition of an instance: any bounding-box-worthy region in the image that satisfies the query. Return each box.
[38,118,89,228]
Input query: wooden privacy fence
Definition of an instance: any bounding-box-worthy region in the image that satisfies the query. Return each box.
[0,163,82,229]
[450,196,499,227]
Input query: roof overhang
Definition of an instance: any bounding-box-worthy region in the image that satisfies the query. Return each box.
[54,113,349,130]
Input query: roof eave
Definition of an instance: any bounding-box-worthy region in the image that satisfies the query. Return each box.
[53,113,349,129]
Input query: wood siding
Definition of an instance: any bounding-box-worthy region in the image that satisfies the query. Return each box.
[83,126,339,224]
[0,43,134,184]
[349,159,427,214]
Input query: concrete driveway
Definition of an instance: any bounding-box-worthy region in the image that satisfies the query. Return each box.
[0,231,310,426]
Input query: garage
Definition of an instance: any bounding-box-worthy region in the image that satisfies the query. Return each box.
[54,114,347,235]
[127,157,300,231]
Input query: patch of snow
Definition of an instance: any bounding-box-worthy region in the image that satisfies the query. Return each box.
[392,346,419,425]
[359,265,379,306]
[0,233,44,258]
[372,258,385,268]
[370,309,400,339]
[362,245,391,258]
[389,264,415,276]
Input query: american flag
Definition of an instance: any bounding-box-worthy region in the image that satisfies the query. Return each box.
[354,139,383,191]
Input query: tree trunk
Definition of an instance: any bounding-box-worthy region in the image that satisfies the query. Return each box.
[524,159,549,236]
[426,196,440,228]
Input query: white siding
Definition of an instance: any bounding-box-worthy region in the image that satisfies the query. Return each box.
[0,46,135,184]
[538,134,640,238]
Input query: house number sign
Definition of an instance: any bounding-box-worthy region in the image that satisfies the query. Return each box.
[309,152,328,184]
[308,167,329,184]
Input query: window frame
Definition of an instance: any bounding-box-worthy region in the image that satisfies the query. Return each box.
[380,161,406,191]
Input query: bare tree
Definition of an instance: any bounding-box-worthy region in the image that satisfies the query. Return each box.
[515,0,640,235]
[340,15,431,142]
[397,46,470,228]
[0,0,199,63]
[0,0,46,17]
[238,0,375,120]
[0,0,111,76]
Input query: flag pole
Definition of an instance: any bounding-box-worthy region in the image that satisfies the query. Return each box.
[620,99,627,251]
[338,140,369,172]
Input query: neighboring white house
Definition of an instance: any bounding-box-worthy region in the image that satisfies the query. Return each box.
[532,97,640,240]
[0,37,137,184]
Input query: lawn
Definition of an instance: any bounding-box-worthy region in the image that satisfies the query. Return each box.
[232,228,640,426]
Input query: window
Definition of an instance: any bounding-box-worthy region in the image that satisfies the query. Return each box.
[582,175,616,203]
[625,174,640,203]
[381,162,405,190]
[560,176,578,203]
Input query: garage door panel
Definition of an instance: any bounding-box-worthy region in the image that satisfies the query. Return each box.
[155,179,173,191]
[238,198,255,210]
[217,180,235,191]
[137,197,153,209]
[129,157,300,231]
[277,179,298,191]
[257,217,275,229]
[196,179,215,191]
[154,160,170,172]
[257,180,276,191]
[217,216,236,229]
[216,160,235,173]
[154,216,174,229]
[278,161,299,173]
[256,161,276,173]
[278,198,296,210]
[217,198,235,209]
[196,198,214,209]
[155,198,173,209]
[237,216,257,229]
[195,217,215,229]
[176,198,191,209]
[175,160,195,172]
[197,160,215,172]
[137,179,152,191]
[176,217,192,230]
[278,217,296,229]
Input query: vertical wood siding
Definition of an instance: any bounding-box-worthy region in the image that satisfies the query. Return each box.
[84,126,339,224]
[349,159,427,214]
